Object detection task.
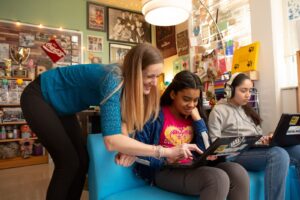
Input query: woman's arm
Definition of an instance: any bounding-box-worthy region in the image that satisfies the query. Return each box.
[104,134,201,159]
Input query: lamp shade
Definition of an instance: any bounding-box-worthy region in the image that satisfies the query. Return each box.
[142,0,192,26]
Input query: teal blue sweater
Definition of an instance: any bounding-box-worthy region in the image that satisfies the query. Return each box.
[40,64,123,136]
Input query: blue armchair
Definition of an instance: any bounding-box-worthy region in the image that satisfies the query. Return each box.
[87,134,300,200]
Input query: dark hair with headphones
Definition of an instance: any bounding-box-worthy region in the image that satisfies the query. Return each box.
[224,72,241,99]
[224,73,262,125]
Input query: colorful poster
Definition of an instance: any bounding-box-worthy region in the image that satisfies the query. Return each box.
[231,42,260,73]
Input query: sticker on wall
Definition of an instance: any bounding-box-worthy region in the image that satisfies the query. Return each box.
[231,41,260,73]
[41,39,66,63]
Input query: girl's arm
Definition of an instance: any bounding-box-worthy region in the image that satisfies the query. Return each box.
[191,108,210,150]
[207,109,223,142]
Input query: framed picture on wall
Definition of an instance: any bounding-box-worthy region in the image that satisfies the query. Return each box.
[107,7,151,44]
[156,26,177,58]
[87,35,103,52]
[109,43,132,63]
[87,2,106,31]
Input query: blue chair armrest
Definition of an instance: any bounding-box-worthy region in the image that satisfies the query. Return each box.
[87,134,147,200]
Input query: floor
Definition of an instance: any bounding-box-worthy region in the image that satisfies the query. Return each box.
[0,163,88,200]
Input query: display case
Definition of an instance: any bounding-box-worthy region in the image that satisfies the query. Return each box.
[0,77,48,169]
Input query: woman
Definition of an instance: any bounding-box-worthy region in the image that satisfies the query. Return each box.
[133,71,250,200]
[20,43,200,200]
[208,72,300,200]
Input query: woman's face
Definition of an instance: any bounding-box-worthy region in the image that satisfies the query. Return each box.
[142,63,163,95]
[171,88,200,117]
[231,79,253,106]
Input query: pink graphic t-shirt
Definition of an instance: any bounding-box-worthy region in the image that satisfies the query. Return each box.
[159,106,194,163]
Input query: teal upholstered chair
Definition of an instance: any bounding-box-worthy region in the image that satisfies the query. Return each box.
[87,134,300,200]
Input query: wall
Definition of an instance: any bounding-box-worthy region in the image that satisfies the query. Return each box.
[0,0,155,64]
[0,0,103,63]
[249,0,289,133]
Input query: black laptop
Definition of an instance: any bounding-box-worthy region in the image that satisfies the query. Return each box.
[253,113,300,148]
[164,135,262,169]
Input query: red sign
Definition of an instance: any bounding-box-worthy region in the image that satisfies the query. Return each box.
[41,39,66,63]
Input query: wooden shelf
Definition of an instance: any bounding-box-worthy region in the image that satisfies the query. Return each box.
[0,121,27,125]
[0,137,38,143]
[0,155,48,169]
[0,104,20,107]
[0,76,32,81]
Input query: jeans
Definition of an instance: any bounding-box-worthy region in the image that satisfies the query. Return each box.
[284,144,300,181]
[233,146,289,200]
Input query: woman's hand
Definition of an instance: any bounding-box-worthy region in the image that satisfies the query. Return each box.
[191,108,201,121]
[114,152,136,167]
[163,143,203,161]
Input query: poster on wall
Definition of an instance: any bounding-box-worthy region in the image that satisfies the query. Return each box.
[109,43,132,63]
[107,7,151,44]
[88,53,102,64]
[173,55,190,75]
[19,33,35,47]
[176,30,189,56]
[87,2,106,31]
[0,43,9,62]
[156,26,177,58]
[288,0,300,21]
[87,35,103,52]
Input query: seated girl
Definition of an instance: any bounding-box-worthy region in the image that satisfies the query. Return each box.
[133,70,250,200]
[208,72,300,200]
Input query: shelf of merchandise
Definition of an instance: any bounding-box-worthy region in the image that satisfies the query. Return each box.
[0,121,27,126]
[0,137,38,143]
[0,78,49,169]
[0,104,20,107]
[0,76,32,81]
[0,154,48,169]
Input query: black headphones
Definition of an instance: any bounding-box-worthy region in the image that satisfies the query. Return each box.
[224,72,241,99]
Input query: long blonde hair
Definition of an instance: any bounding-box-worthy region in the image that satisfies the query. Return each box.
[121,43,162,132]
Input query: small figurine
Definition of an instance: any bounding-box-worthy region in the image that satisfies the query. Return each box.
[19,138,34,158]
[20,124,31,138]
[3,58,12,77]
[0,110,4,124]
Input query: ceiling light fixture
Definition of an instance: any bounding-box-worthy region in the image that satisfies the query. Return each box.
[142,0,192,26]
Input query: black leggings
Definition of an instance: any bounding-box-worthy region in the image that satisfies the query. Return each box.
[20,78,89,200]
[154,162,249,200]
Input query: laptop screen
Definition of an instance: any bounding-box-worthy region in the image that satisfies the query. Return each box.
[272,114,300,147]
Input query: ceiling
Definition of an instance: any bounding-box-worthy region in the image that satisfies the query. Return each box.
[95,0,142,12]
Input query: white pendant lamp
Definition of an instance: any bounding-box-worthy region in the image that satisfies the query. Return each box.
[142,0,192,26]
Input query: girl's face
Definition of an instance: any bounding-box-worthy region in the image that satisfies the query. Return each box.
[231,79,253,106]
[142,63,163,95]
[170,88,200,117]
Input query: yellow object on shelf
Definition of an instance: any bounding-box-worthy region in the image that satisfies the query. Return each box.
[16,78,23,85]
[231,41,260,73]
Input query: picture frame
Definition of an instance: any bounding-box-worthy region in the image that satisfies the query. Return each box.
[109,43,132,63]
[107,7,151,44]
[87,35,103,52]
[156,26,177,58]
[87,2,106,32]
